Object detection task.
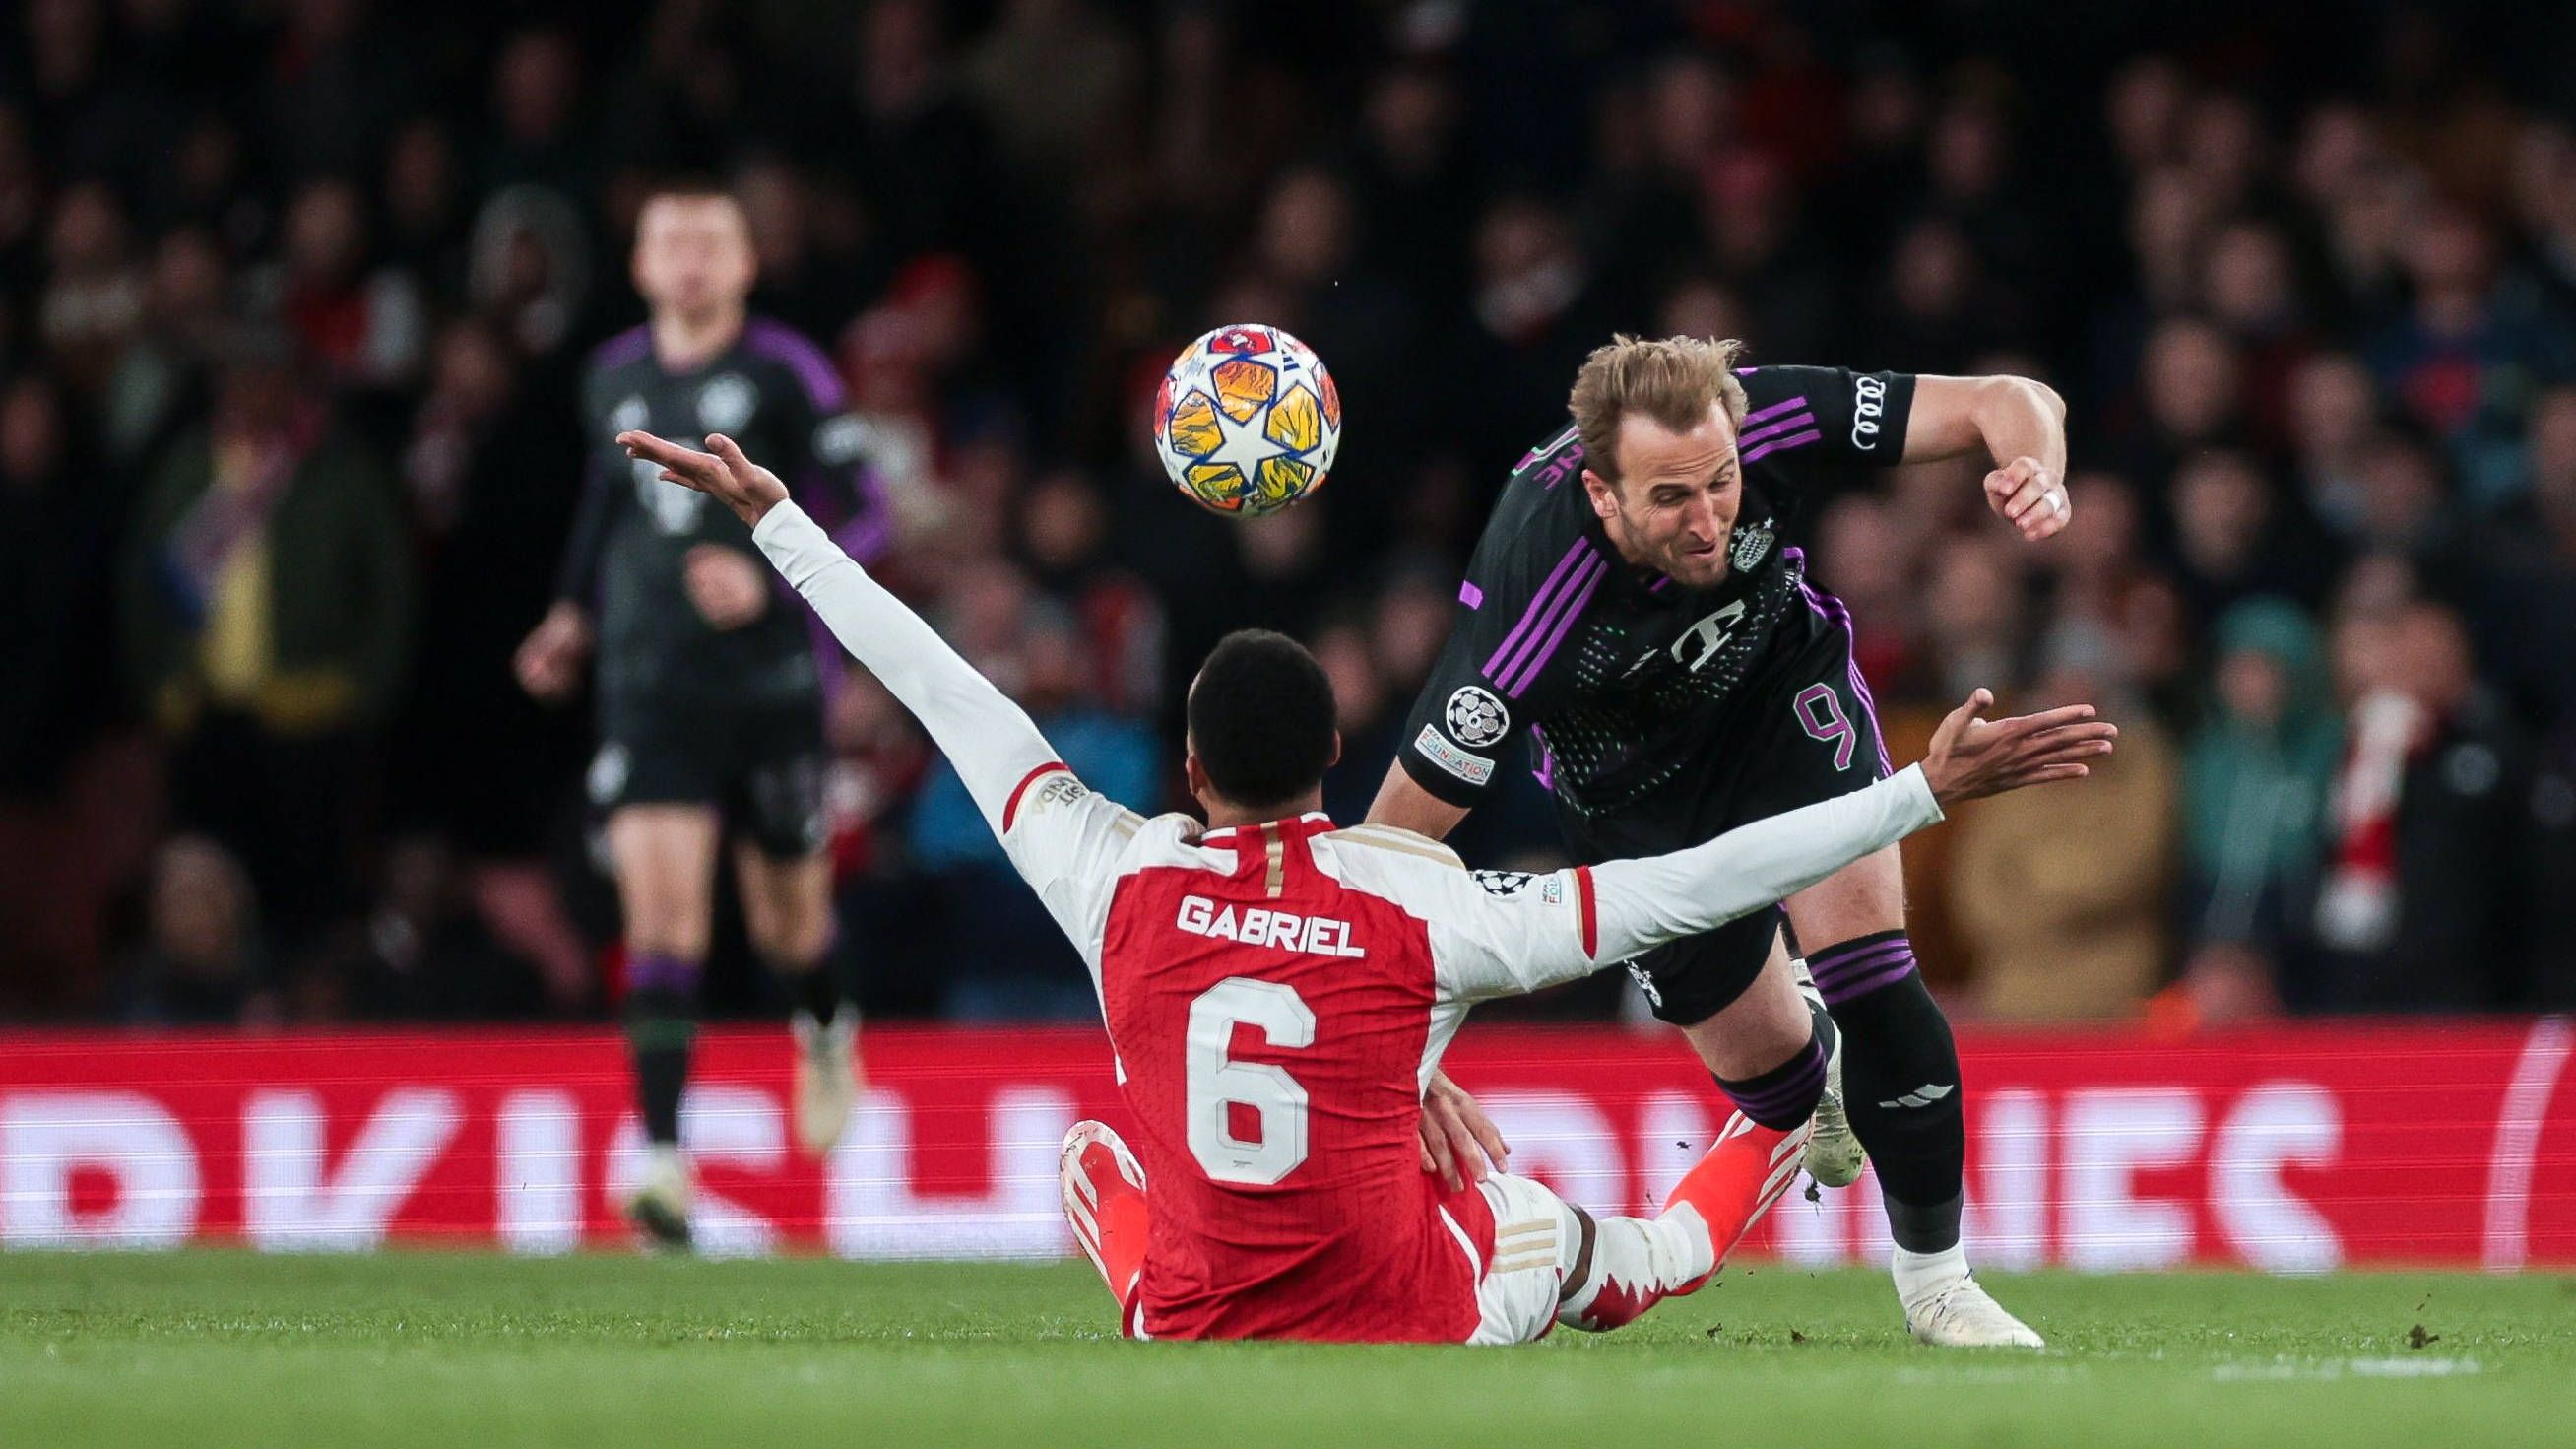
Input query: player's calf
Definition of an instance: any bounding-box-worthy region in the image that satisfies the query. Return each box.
[1807,930,1965,1254]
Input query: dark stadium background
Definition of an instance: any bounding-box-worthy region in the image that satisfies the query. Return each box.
[4,0,2575,1032]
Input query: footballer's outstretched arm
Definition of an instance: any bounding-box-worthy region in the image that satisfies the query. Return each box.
[618,429,1138,944]
[1427,690,2116,1002]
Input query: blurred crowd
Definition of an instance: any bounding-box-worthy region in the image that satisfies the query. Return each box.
[5,0,2576,1028]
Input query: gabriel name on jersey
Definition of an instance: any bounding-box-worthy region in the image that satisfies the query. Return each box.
[1400,366,1915,819]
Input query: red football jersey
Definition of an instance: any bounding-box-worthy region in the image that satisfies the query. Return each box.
[1095,813,1484,1342]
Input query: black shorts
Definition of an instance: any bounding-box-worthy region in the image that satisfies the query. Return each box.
[1558,599,1889,1026]
[588,696,831,859]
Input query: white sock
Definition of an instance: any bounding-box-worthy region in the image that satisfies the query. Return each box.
[1557,1212,1714,1332]
[1891,1242,1971,1302]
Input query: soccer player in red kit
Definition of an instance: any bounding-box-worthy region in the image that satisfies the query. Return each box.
[619,427,2112,1344]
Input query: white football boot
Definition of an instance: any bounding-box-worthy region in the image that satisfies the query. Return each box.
[792,1010,863,1159]
[1793,958,1866,1189]
[1897,1247,2045,1348]
[625,1144,694,1251]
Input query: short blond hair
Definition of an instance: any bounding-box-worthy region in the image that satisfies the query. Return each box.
[1568,334,1750,483]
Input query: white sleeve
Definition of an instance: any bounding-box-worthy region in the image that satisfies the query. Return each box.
[752,502,1138,960]
[1427,766,1945,1002]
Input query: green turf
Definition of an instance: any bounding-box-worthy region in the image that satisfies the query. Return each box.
[3,1252,2570,1448]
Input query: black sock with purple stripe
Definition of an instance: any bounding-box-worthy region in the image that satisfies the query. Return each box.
[1808,931,1966,1253]
[625,953,700,1149]
[1715,1025,1830,1132]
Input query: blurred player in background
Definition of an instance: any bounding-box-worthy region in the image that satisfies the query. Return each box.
[514,185,885,1247]
[619,425,2111,1342]
[1372,336,2073,1346]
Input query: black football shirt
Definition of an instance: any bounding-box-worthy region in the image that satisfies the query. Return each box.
[1397,365,1916,819]
[553,316,884,713]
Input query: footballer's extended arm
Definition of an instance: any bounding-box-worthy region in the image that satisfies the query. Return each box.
[1426,689,2116,1003]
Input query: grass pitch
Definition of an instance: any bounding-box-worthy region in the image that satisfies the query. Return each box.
[3,1252,2570,1448]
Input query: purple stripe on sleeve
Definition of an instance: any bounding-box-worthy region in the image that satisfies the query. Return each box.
[1504,556,1606,697]
[1740,429,1823,465]
[742,317,848,410]
[1459,580,1484,610]
[1741,394,1810,427]
[1649,574,1673,594]
[1736,412,1819,449]
[1482,538,1594,678]
[1495,553,1602,691]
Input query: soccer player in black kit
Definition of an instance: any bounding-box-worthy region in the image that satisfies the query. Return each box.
[1374,335,2075,1345]
[517,186,882,1247]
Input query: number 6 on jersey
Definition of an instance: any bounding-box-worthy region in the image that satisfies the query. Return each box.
[1185,978,1316,1185]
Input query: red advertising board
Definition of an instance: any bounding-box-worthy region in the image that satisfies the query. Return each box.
[1,1021,2569,1270]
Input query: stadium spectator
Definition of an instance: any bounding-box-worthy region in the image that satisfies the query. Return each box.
[2367,203,2575,509]
[38,181,146,399]
[2174,599,2342,1020]
[2287,353,2385,539]
[1950,622,2179,1021]
[2304,601,2535,1011]
[113,833,275,1027]
[114,327,414,948]
[2475,385,2576,732]
[100,225,230,467]
[2167,448,2339,626]
[389,316,591,1008]
[256,178,426,393]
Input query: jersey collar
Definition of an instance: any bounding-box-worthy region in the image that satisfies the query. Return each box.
[1198,811,1334,846]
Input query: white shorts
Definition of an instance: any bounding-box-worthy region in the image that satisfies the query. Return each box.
[1448,1171,1585,1346]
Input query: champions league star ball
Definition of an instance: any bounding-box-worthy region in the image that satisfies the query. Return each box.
[1152,323,1342,516]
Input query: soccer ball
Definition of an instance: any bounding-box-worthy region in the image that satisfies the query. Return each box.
[1152,323,1341,516]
